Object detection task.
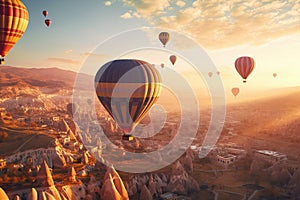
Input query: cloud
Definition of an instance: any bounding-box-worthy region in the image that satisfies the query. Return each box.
[64,49,73,54]
[104,1,112,6]
[122,0,170,20]
[48,58,80,65]
[82,52,112,60]
[120,11,133,19]
[120,0,300,49]
[176,1,186,7]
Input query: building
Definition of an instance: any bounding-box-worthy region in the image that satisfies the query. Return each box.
[0,158,6,169]
[216,154,237,168]
[255,150,287,164]
[5,147,57,167]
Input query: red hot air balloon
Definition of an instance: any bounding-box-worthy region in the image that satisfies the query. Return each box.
[235,56,255,83]
[42,10,48,17]
[159,32,170,47]
[45,19,52,27]
[231,87,240,97]
[273,73,277,78]
[95,59,161,140]
[0,0,29,64]
[169,55,177,65]
[208,72,213,77]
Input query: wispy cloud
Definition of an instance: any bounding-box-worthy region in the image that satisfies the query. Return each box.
[48,58,80,65]
[82,52,111,59]
[121,11,133,19]
[104,1,112,6]
[175,1,186,7]
[119,0,300,49]
[64,49,73,54]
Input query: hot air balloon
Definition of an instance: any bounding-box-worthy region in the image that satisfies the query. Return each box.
[217,71,220,76]
[273,73,277,78]
[42,10,48,17]
[235,56,255,83]
[208,72,213,77]
[161,63,165,68]
[159,32,170,47]
[95,59,161,140]
[169,55,177,65]
[0,0,29,64]
[231,87,240,97]
[45,19,52,27]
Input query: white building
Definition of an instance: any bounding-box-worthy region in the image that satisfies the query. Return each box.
[255,150,287,164]
[5,147,57,167]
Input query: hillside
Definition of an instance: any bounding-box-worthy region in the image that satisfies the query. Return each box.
[225,87,300,156]
[0,66,90,112]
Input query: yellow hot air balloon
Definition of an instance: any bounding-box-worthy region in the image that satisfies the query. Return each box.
[0,0,29,64]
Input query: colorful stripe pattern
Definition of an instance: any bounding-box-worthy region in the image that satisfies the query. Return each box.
[235,56,255,82]
[0,0,29,58]
[159,32,170,47]
[95,59,161,133]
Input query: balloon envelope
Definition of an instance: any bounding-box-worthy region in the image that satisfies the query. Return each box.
[0,0,29,64]
[95,59,161,134]
[235,56,255,83]
[208,72,213,77]
[42,10,48,17]
[159,32,170,47]
[45,19,52,27]
[273,73,277,78]
[169,55,177,65]
[231,87,240,97]
[217,71,220,75]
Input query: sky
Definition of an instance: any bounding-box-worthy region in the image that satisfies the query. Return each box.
[3,0,300,97]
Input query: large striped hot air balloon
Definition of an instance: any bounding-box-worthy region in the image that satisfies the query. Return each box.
[95,59,161,140]
[0,0,29,64]
[159,32,170,47]
[235,56,255,83]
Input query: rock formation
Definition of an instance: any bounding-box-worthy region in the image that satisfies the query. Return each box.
[0,187,9,200]
[37,160,54,187]
[101,166,129,200]
[27,188,38,200]
[68,166,77,183]
[140,185,153,200]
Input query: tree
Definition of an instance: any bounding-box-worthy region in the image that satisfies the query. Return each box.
[0,131,8,142]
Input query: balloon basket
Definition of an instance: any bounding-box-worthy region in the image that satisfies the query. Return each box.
[0,57,4,65]
[122,134,134,141]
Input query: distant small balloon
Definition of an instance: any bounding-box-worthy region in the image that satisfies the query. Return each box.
[231,87,240,97]
[45,19,52,27]
[42,10,48,17]
[208,72,213,77]
[158,32,170,47]
[273,73,277,78]
[169,55,177,65]
[217,71,220,75]
[161,63,165,68]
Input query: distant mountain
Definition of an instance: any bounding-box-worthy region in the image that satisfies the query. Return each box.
[0,66,92,112]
